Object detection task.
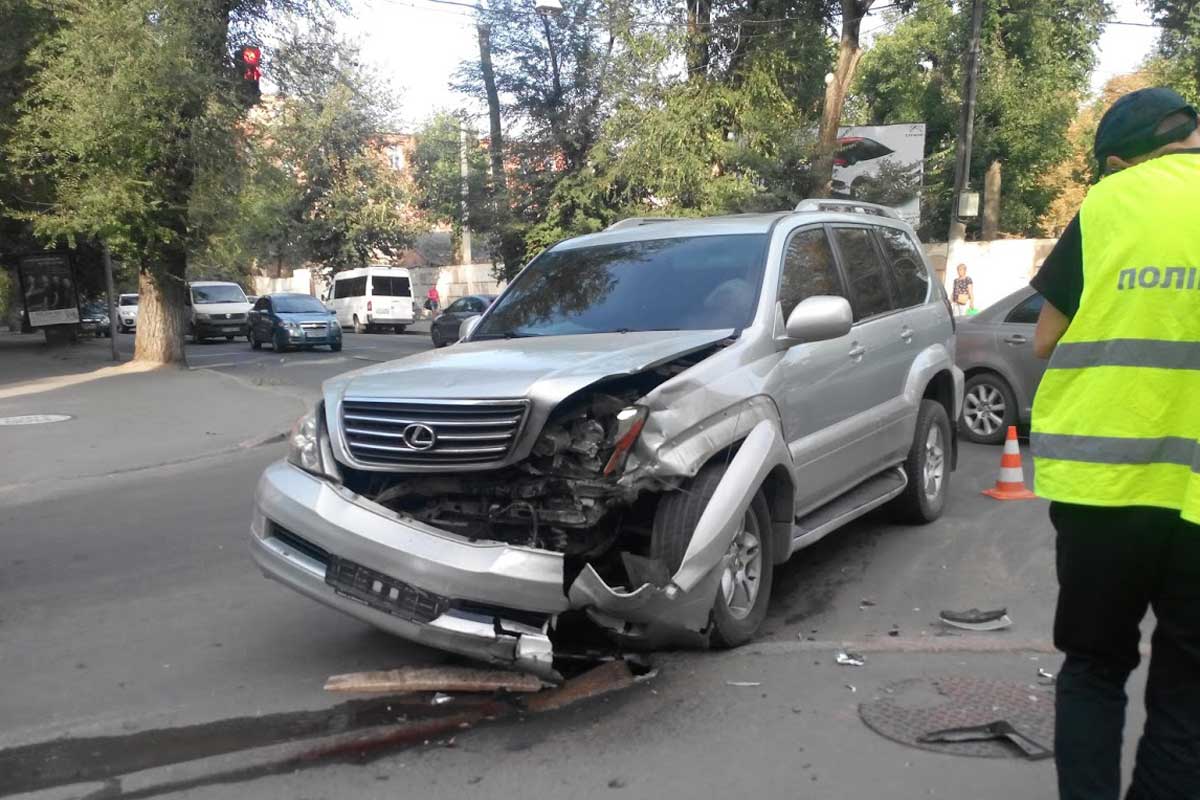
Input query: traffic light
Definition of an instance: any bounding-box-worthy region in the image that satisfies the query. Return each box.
[235,45,262,105]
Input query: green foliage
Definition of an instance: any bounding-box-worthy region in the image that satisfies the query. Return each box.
[409,112,493,242]
[853,0,1110,239]
[1142,0,1200,102]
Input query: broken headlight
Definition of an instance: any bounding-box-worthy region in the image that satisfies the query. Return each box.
[287,406,327,476]
[603,406,648,476]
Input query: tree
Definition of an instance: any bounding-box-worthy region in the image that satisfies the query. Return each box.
[410,112,491,261]
[7,0,337,365]
[853,0,1109,239]
[1142,0,1200,102]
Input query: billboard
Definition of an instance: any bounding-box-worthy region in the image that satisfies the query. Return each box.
[19,253,80,327]
[831,123,926,226]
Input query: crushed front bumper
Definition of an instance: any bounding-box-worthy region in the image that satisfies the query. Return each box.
[251,461,564,677]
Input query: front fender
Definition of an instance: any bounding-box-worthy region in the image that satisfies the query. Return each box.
[567,419,791,631]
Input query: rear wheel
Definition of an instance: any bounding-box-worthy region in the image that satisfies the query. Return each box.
[652,462,774,648]
[393,325,406,334]
[960,373,1017,445]
[892,399,952,524]
[225,334,235,341]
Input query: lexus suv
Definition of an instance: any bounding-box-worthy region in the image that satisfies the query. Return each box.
[250,199,962,678]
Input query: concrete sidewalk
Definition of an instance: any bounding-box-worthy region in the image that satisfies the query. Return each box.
[0,360,305,494]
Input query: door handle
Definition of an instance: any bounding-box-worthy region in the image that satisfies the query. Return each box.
[848,345,866,359]
[900,326,914,343]
[1003,334,1028,345]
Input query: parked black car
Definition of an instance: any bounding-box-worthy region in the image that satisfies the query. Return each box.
[79,302,112,338]
[249,293,343,352]
[430,294,497,348]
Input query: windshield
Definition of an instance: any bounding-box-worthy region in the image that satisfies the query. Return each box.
[191,285,246,304]
[475,234,768,339]
[81,303,107,316]
[273,295,327,313]
[119,295,138,306]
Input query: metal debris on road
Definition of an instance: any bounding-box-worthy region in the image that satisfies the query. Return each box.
[633,669,659,684]
[860,598,877,608]
[725,681,762,687]
[431,693,453,705]
[324,666,546,694]
[1037,668,1056,685]
[918,721,1053,761]
[938,607,1013,631]
[836,652,866,667]
[846,684,858,693]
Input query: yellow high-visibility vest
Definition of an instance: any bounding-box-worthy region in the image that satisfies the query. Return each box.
[1031,152,1200,524]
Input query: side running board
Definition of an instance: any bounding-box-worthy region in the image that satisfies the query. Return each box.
[789,467,907,554]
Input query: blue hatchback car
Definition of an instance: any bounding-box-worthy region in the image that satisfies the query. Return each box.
[249,293,343,352]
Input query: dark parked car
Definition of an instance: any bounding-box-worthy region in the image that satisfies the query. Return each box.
[79,302,112,338]
[954,286,1048,444]
[430,294,497,347]
[249,293,343,352]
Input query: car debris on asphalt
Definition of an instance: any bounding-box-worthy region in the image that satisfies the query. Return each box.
[918,720,1053,760]
[324,665,548,694]
[938,607,1013,631]
[1037,668,1056,685]
[430,692,454,705]
[836,652,866,667]
[725,681,762,687]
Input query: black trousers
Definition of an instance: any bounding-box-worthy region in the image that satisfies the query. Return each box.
[1051,502,1200,800]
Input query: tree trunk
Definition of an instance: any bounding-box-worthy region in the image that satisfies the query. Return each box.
[811,0,872,198]
[478,21,524,280]
[133,257,188,365]
[982,159,1001,240]
[686,0,712,77]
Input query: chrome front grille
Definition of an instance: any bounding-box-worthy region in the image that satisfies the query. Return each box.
[340,398,529,468]
[300,322,328,330]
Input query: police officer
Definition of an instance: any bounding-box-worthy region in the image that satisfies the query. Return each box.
[1031,87,1200,799]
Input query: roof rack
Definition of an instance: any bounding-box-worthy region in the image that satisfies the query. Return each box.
[604,216,679,231]
[793,198,900,219]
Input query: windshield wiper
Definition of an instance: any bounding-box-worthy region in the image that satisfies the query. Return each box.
[603,327,682,334]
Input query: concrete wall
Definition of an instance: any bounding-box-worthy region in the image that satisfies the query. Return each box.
[924,239,1056,311]
[407,263,507,316]
[252,268,316,297]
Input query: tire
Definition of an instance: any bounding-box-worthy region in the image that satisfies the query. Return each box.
[250,330,262,350]
[353,315,365,335]
[330,341,342,352]
[891,399,952,524]
[959,373,1017,445]
[431,330,443,348]
[652,462,774,648]
[191,327,204,344]
[273,331,289,352]
[225,334,235,341]
[393,325,406,334]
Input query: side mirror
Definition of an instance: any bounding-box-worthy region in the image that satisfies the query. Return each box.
[459,314,482,341]
[785,296,853,343]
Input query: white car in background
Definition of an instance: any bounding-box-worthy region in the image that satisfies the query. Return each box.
[187,281,252,342]
[116,293,138,333]
[326,265,415,334]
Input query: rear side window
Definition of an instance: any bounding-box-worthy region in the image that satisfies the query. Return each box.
[334,276,367,298]
[875,228,929,308]
[832,227,894,321]
[371,275,411,297]
[1005,293,1044,324]
[779,228,843,320]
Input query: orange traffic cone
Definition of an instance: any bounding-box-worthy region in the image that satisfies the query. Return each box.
[982,426,1037,500]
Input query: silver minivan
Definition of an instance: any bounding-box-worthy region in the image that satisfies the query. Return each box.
[250,200,963,678]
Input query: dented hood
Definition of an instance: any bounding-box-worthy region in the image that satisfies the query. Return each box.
[329,330,734,402]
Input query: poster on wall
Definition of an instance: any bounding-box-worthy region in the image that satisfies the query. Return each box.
[831,123,926,227]
[19,253,80,327]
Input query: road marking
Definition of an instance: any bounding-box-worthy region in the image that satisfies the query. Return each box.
[746,637,1149,656]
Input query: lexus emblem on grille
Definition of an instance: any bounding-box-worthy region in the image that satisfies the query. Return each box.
[401,423,437,451]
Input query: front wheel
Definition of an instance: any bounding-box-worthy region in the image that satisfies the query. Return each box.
[652,463,774,648]
[960,373,1017,445]
[393,325,406,334]
[891,399,952,524]
[225,334,235,341]
[250,330,262,350]
[353,315,365,335]
[273,331,289,352]
[330,341,342,352]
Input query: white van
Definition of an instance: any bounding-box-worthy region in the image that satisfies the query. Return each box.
[327,266,414,333]
[186,281,252,342]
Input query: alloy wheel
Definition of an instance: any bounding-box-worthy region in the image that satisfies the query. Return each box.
[963,383,1006,438]
[720,511,763,621]
[923,424,945,501]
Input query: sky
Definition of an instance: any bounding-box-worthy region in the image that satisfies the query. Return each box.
[336,0,1163,131]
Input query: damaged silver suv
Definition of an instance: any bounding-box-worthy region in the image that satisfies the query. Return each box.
[251,199,963,678]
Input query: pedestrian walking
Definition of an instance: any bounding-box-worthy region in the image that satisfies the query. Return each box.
[426,285,440,314]
[951,263,974,317]
[1030,87,1200,800]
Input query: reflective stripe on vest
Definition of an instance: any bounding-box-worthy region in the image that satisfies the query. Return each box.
[1030,152,1200,524]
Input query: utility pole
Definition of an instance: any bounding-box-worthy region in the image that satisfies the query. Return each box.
[102,242,118,362]
[459,121,473,266]
[945,0,986,276]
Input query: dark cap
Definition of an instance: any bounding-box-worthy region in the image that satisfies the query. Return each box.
[1094,87,1198,170]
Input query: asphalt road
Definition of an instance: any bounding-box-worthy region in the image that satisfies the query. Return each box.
[2,432,1154,800]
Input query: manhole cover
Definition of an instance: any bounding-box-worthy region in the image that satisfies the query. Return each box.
[0,414,73,426]
[859,675,1054,758]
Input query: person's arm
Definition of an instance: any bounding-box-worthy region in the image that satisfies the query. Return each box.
[1034,301,1070,358]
